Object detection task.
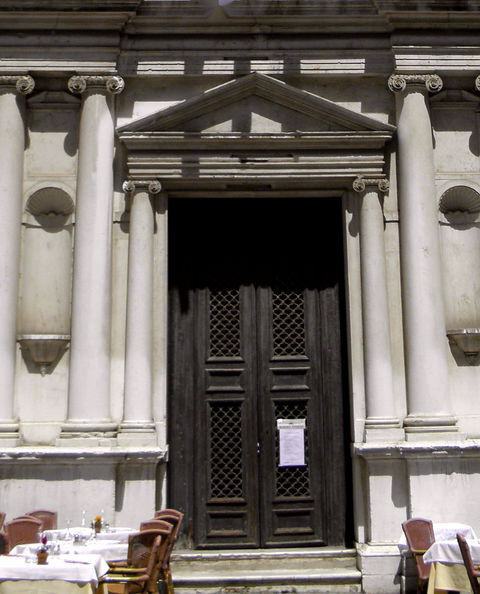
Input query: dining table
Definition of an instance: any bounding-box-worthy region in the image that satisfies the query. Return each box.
[424,535,480,593]
[0,553,109,594]
[0,525,135,594]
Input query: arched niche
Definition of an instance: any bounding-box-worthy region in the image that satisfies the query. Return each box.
[438,182,480,342]
[19,185,74,340]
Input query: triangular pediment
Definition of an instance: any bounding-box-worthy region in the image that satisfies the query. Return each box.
[117,73,395,135]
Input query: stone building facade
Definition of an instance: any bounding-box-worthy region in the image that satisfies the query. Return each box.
[1,0,480,591]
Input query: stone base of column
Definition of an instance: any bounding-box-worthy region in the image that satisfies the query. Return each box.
[0,422,19,446]
[404,414,463,441]
[365,417,404,442]
[59,420,118,446]
[117,421,156,447]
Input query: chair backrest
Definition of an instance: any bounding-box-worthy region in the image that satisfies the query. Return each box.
[402,518,435,581]
[154,510,184,541]
[127,528,173,594]
[5,517,42,551]
[139,519,173,533]
[27,510,57,531]
[154,509,183,522]
[0,512,6,530]
[457,533,480,594]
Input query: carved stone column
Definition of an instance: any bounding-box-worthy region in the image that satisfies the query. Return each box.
[118,180,161,446]
[388,73,457,439]
[63,75,124,438]
[353,177,402,442]
[0,75,34,443]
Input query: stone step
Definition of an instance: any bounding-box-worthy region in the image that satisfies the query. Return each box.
[171,547,362,594]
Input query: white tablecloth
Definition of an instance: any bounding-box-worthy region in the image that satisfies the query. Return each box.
[94,530,134,544]
[43,526,134,543]
[0,555,108,588]
[399,522,477,552]
[424,538,480,565]
[43,528,91,541]
[11,540,127,563]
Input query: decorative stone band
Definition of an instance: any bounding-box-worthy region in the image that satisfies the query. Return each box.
[67,75,125,95]
[123,180,162,195]
[352,177,390,194]
[0,75,35,95]
[387,73,443,94]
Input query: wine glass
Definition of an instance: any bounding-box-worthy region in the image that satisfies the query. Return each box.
[65,519,71,541]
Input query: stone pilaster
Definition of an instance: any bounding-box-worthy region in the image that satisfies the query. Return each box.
[0,75,35,444]
[388,73,457,440]
[62,75,124,440]
[118,180,161,446]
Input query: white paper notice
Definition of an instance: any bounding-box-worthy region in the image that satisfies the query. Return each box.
[277,419,306,467]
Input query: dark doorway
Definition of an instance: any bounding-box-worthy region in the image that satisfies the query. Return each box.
[168,197,351,549]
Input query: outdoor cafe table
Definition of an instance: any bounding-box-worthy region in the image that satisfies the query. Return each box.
[10,540,128,563]
[424,538,480,593]
[399,523,478,552]
[0,553,109,594]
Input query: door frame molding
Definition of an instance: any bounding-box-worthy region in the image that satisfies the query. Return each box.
[118,78,394,546]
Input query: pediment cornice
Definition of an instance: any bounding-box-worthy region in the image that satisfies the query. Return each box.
[117,72,395,136]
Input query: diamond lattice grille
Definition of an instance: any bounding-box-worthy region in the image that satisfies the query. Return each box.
[209,402,244,499]
[275,401,311,497]
[272,281,306,357]
[209,288,241,358]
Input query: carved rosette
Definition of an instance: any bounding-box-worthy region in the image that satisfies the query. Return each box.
[68,75,125,95]
[353,177,390,194]
[0,75,35,95]
[387,73,443,94]
[123,180,162,195]
[475,76,480,93]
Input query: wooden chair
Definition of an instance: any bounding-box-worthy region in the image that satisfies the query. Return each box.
[154,510,184,594]
[102,528,172,594]
[0,530,7,555]
[402,518,435,594]
[27,510,57,531]
[0,512,6,531]
[5,517,42,552]
[457,533,480,594]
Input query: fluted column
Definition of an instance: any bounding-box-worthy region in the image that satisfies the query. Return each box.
[353,177,402,442]
[63,74,124,437]
[118,180,161,446]
[388,73,457,439]
[0,75,34,441]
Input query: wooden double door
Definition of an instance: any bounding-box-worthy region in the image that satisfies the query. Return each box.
[169,198,351,549]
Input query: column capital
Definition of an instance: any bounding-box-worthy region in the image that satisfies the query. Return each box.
[474,75,480,92]
[123,179,162,195]
[387,73,443,94]
[67,75,125,95]
[353,177,389,194]
[0,75,35,95]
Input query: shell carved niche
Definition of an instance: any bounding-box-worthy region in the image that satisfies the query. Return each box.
[18,187,74,375]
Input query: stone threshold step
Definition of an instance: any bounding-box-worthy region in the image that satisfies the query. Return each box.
[173,547,357,562]
[174,568,362,588]
[175,584,362,594]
